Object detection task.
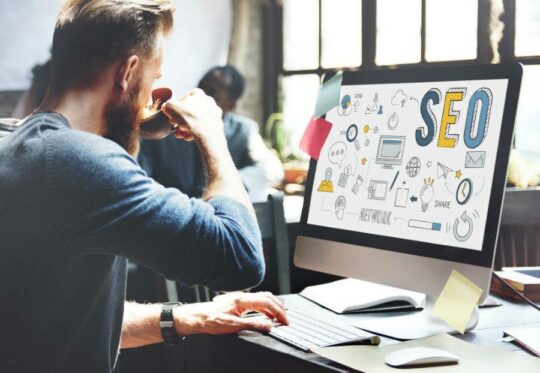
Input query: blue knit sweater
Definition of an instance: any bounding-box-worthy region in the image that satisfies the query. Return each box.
[0,113,264,372]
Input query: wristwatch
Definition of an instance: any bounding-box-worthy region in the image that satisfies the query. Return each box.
[160,302,185,346]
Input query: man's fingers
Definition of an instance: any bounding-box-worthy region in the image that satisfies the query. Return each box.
[249,292,287,324]
[236,296,288,325]
[205,313,272,335]
[162,95,220,126]
[254,292,288,324]
[188,88,205,97]
[231,315,272,333]
[161,101,187,123]
[174,128,194,141]
[214,292,288,325]
[258,291,286,311]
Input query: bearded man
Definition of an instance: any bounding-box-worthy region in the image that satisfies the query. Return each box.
[0,1,286,372]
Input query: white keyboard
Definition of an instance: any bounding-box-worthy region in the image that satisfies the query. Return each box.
[269,308,380,352]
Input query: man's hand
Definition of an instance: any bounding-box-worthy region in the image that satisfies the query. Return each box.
[161,88,255,214]
[174,292,288,335]
[161,88,224,143]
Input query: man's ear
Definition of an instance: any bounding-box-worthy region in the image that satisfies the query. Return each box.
[116,55,139,92]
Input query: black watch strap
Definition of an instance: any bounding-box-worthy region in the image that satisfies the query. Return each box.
[160,302,185,346]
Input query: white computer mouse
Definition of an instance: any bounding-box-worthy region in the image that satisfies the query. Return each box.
[385,347,460,368]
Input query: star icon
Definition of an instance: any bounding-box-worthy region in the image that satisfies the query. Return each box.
[455,170,462,179]
[361,157,367,166]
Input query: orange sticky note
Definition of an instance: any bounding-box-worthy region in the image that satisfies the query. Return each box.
[432,269,483,334]
[299,117,333,160]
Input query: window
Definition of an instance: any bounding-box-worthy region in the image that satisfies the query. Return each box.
[321,0,362,68]
[274,0,540,161]
[281,0,362,159]
[514,65,540,154]
[281,74,321,153]
[515,0,540,57]
[283,0,319,71]
[376,0,421,65]
[425,0,478,62]
[511,1,540,156]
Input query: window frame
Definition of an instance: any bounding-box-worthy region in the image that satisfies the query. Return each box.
[263,0,540,142]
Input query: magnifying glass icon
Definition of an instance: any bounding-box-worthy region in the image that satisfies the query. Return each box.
[341,124,360,150]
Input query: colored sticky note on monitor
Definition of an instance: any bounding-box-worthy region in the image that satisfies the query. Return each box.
[315,72,343,118]
[432,269,483,334]
[299,117,333,160]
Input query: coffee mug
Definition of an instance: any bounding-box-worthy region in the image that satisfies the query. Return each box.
[139,87,177,140]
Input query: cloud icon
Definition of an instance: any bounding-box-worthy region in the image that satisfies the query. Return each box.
[391,90,408,107]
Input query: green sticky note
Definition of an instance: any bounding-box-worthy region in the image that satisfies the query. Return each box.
[432,269,483,334]
[314,72,343,118]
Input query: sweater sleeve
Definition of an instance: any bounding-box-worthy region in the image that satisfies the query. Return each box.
[45,131,264,291]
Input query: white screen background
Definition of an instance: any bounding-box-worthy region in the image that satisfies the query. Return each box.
[307,79,509,251]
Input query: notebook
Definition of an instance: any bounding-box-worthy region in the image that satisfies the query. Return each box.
[300,278,426,314]
[504,326,540,357]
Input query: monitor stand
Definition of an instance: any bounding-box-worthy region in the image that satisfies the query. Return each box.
[350,296,479,340]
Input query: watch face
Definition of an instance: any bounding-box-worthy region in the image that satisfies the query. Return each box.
[456,178,473,205]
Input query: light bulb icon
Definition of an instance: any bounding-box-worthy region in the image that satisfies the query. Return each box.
[420,177,435,212]
[335,195,346,220]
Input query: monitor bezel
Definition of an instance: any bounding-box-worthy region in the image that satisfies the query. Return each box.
[299,63,522,268]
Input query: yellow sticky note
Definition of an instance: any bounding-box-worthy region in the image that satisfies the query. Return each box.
[432,269,483,334]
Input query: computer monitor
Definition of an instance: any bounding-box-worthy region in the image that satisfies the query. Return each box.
[295,64,522,302]
[375,136,406,168]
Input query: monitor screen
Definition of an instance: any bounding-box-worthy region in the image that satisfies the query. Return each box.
[307,78,509,252]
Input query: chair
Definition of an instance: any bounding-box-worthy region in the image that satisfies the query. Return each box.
[253,192,292,295]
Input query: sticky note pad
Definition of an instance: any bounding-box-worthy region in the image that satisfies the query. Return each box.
[299,117,333,160]
[314,72,343,118]
[432,270,483,334]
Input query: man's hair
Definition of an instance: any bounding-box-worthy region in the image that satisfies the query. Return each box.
[30,59,52,103]
[50,0,174,92]
[198,65,246,101]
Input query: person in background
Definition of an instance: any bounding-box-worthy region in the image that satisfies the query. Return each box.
[139,65,283,202]
[0,1,287,372]
[12,58,52,118]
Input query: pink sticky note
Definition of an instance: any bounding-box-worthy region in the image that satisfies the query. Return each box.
[299,117,333,160]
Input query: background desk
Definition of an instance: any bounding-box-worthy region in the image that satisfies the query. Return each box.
[180,294,540,373]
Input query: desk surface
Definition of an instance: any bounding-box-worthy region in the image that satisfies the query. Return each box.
[182,294,540,373]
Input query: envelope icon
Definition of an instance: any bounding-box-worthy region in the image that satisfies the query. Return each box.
[465,151,486,168]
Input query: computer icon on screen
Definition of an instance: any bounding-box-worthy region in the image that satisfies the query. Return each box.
[295,64,522,334]
[375,136,406,168]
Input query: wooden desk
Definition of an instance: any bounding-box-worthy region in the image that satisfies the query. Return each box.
[180,294,540,373]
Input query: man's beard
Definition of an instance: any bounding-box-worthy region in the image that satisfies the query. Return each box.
[104,82,143,157]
